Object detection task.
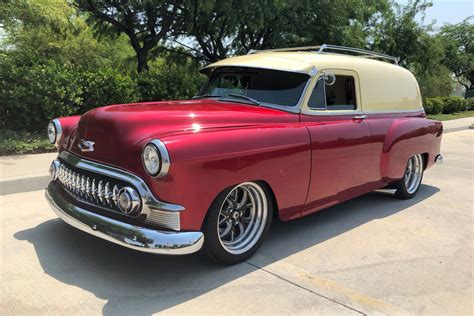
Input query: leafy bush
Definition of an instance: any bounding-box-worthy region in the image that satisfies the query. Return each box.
[441,96,468,114]
[0,60,83,131]
[466,98,474,111]
[0,59,138,131]
[79,68,138,111]
[424,96,470,114]
[136,66,206,102]
[424,98,443,114]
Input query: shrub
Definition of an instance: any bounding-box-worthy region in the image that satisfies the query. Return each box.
[0,61,83,131]
[466,98,474,111]
[79,68,138,111]
[441,96,468,114]
[424,98,443,115]
[1,57,207,134]
[136,66,206,102]
[0,59,138,131]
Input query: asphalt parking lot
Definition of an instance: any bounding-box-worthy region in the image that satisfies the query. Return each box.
[1,130,473,315]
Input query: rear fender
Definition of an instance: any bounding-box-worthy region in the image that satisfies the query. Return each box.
[381,118,442,181]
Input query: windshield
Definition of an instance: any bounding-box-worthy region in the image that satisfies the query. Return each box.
[197,67,309,107]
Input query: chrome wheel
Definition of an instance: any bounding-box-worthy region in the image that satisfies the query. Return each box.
[404,154,423,194]
[217,182,268,255]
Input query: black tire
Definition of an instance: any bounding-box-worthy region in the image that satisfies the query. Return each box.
[394,154,424,199]
[202,181,273,265]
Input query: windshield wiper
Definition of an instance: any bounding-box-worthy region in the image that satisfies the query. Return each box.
[226,94,260,105]
[192,94,222,99]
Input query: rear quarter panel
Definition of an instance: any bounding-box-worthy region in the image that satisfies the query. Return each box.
[368,115,443,181]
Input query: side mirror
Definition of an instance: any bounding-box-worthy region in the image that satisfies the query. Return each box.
[323,72,336,86]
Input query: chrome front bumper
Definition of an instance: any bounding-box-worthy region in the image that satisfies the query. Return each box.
[45,184,204,255]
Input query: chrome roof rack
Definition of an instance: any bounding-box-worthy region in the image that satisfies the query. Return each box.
[247,44,399,64]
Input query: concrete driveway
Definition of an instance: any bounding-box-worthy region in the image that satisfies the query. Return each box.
[1,130,473,315]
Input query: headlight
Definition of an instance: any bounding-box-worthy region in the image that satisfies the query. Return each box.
[142,140,170,178]
[47,119,62,146]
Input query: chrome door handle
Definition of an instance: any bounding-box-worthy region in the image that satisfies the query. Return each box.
[353,114,367,120]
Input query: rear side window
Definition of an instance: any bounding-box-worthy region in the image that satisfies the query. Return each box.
[308,75,357,111]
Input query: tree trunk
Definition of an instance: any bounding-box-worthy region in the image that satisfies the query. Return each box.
[137,50,149,73]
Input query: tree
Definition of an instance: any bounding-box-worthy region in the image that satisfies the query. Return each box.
[439,17,474,90]
[368,0,433,67]
[74,0,181,72]
[0,0,134,71]
[177,0,235,62]
[178,0,390,62]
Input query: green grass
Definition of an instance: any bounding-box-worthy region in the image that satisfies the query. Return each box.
[427,110,474,121]
[0,129,55,156]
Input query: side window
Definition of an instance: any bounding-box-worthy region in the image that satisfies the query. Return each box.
[308,74,357,111]
[308,77,326,109]
[325,75,357,110]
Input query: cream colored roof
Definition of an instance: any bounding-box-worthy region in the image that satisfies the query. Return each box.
[202,52,423,112]
[202,52,403,75]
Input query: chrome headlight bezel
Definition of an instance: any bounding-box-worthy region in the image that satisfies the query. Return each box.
[142,139,170,178]
[47,119,62,146]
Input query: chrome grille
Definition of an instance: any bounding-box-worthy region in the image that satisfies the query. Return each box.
[53,154,182,231]
[56,160,129,215]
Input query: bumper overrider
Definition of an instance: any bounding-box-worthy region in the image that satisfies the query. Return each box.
[45,152,204,255]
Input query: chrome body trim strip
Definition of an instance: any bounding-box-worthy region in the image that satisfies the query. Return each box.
[58,151,184,223]
[300,109,425,116]
[45,186,203,255]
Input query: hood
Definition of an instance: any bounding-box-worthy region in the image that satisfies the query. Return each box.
[66,99,298,168]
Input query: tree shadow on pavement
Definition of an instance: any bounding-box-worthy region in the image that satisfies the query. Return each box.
[14,185,439,315]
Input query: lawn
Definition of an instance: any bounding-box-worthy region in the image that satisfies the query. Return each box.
[0,129,55,156]
[427,110,474,121]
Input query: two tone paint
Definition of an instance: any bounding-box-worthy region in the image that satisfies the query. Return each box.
[54,53,442,231]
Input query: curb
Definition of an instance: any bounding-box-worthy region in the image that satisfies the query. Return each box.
[0,174,50,195]
[444,125,473,133]
[1,125,471,195]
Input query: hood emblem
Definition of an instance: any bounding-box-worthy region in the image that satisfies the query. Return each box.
[78,139,95,152]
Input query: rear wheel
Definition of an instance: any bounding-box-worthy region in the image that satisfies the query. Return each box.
[203,181,272,264]
[394,154,424,199]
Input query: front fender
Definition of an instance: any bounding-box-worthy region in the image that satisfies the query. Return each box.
[146,125,311,230]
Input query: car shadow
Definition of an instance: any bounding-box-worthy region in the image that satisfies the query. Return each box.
[14,185,439,315]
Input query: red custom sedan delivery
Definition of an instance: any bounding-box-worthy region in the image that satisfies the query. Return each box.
[45,45,443,264]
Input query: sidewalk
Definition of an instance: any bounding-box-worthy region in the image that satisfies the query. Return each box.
[1,117,472,195]
[0,152,56,195]
[441,117,474,132]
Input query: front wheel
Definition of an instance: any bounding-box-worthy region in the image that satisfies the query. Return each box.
[394,154,424,199]
[202,181,273,264]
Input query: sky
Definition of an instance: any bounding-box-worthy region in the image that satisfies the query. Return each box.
[396,0,473,27]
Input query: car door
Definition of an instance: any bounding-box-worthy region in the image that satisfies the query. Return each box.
[299,69,379,216]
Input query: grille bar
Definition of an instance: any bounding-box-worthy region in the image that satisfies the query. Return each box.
[57,161,125,215]
[54,156,181,231]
